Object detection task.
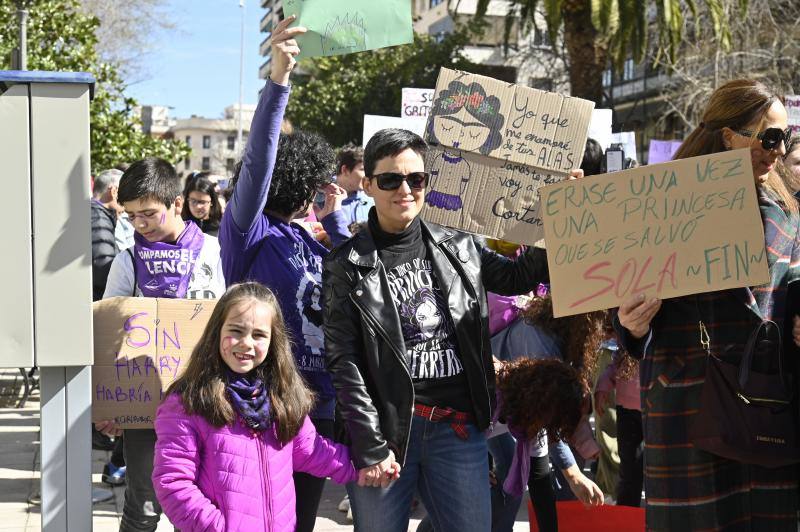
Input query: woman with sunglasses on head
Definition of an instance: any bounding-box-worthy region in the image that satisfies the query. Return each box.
[181,174,222,236]
[218,16,352,532]
[616,80,800,530]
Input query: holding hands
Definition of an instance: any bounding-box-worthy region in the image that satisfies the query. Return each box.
[357,450,401,488]
[270,15,307,86]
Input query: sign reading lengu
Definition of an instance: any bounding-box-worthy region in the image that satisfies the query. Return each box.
[92,297,216,428]
[541,149,769,317]
[420,68,594,245]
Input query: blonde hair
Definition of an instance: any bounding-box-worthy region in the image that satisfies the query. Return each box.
[673,79,797,214]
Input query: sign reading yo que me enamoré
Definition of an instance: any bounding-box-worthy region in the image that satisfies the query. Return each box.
[420,68,594,245]
[541,149,769,317]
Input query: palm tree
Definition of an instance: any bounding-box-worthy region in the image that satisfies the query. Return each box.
[477,0,748,104]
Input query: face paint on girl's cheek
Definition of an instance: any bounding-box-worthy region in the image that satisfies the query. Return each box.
[221,336,235,355]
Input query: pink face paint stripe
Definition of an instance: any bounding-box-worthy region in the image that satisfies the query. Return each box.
[159,212,166,225]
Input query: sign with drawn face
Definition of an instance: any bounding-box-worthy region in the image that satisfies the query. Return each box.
[92,297,216,428]
[540,149,769,317]
[421,68,595,245]
[284,0,414,60]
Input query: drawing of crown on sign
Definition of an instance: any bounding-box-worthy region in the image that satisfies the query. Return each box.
[320,12,367,56]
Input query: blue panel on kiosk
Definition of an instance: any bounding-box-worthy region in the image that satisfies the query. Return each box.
[0,70,95,98]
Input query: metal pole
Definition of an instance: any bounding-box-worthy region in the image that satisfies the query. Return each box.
[237,0,245,154]
[18,6,28,70]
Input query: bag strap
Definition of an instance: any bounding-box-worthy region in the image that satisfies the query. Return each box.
[696,296,791,400]
[127,247,138,297]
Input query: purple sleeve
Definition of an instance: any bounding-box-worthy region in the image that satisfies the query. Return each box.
[152,395,226,532]
[227,80,290,232]
[320,210,351,247]
[219,80,290,284]
[292,416,358,484]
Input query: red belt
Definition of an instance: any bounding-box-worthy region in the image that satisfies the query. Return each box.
[413,404,474,440]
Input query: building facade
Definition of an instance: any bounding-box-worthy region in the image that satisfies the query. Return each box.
[258,0,283,80]
[169,103,257,178]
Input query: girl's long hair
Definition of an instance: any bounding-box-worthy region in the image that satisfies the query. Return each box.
[166,282,314,443]
[673,79,797,215]
[181,175,223,225]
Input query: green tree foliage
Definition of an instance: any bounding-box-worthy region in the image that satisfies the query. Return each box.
[287,23,486,147]
[477,0,749,103]
[0,0,189,174]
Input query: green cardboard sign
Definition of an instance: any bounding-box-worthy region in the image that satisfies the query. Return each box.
[283,0,413,59]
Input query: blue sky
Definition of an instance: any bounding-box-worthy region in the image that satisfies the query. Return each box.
[126,0,267,119]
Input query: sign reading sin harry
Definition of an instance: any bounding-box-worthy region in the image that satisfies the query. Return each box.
[92,297,216,428]
[541,149,770,317]
[421,68,594,246]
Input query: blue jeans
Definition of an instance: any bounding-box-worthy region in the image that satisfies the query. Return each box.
[488,432,521,532]
[347,415,491,532]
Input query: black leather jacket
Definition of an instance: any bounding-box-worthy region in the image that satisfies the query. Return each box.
[322,220,548,468]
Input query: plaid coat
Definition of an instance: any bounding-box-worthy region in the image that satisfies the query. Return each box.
[617,190,800,531]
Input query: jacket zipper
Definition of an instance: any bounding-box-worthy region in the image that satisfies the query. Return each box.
[255,430,271,530]
[441,244,492,418]
[350,294,415,464]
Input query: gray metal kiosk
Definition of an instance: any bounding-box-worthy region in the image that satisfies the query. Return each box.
[0,71,95,531]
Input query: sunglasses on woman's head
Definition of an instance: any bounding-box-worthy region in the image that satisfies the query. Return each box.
[735,127,792,151]
[372,172,429,191]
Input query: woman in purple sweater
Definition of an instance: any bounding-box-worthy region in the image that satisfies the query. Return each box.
[218,16,350,530]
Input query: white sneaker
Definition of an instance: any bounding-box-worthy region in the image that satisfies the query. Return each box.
[338,495,350,512]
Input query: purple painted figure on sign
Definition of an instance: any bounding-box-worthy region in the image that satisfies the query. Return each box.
[426,80,505,211]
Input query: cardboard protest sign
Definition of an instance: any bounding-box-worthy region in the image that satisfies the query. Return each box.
[402,88,435,118]
[421,68,594,245]
[363,114,426,146]
[588,109,613,149]
[284,0,413,60]
[92,297,216,428]
[647,139,682,164]
[540,149,769,317]
[786,95,800,135]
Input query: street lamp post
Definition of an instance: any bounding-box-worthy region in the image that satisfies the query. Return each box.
[14,0,30,70]
[237,0,246,155]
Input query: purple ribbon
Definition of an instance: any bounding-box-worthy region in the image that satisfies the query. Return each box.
[132,220,205,298]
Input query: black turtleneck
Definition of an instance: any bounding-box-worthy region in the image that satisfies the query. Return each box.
[367,210,472,412]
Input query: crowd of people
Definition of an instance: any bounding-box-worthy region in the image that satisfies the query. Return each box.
[85,14,800,532]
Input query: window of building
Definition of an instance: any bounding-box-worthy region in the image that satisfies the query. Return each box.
[602,69,613,88]
[532,25,551,47]
[226,158,235,173]
[185,135,191,147]
[227,135,236,150]
[202,157,210,170]
[202,135,211,149]
[528,77,553,92]
[429,0,444,7]
[184,158,190,170]
[623,58,635,81]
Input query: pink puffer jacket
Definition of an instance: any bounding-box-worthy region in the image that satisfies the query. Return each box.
[153,393,357,531]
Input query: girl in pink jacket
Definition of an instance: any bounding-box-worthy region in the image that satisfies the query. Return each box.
[152,282,358,531]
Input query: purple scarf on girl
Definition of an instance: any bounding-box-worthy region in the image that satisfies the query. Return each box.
[226,370,272,431]
[133,220,204,298]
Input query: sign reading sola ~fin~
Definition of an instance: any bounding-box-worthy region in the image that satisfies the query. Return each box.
[420,68,595,246]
